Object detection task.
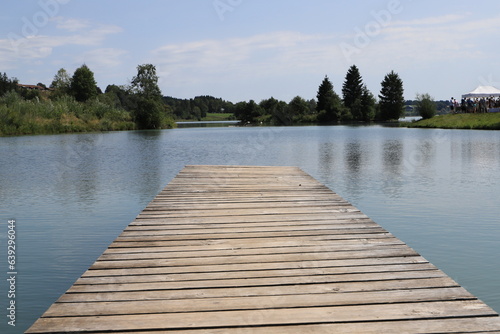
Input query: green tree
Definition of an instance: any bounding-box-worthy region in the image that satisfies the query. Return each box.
[50,68,72,99]
[129,64,166,129]
[342,65,364,120]
[259,97,288,125]
[0,72,18,96]
[71,64,97,102]
[316,75,345,122]
[360,85,376,122]
[133,97,163,129]
[104,84,136,110]
[130,64,162,100]
[379,70,405,121]
[288,96,311,123]
[234,100,262,124]
[415,93,436,119]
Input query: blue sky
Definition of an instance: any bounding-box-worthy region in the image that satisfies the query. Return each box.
[2,0,500,102]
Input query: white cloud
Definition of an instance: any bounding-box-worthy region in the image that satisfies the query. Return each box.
[339,12,500,72]
[152,31,343,84]
[0,18,123,65]
[78,48,128,68]
[148,11,500,101]
[53,17,91,32]
[152,11,500,89]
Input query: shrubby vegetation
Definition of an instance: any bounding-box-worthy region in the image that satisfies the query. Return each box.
[0,64,175,136]
[0,91,135,136]
[415,93,437,120]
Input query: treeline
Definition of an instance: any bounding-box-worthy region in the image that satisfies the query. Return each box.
[2,62,433,136]
[164,95,235,120]
[0,64,175,136]
[231,66,406,125]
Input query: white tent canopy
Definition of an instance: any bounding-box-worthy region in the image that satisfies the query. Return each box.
[462,85,500,98]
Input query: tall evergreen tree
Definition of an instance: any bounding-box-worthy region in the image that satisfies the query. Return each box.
[342,65,364,120]
[378,70,404,121]
[360,84,376,122]
[70,64,97,102]
[316,76,345,122]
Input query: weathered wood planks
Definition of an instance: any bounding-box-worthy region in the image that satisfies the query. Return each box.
[26,165,500,333]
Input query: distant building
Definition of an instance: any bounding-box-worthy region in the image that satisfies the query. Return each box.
[17,84,53,91]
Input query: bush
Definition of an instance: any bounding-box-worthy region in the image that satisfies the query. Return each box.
[416,93,436,120]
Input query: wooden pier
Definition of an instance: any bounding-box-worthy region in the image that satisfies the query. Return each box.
[27,165,500,333]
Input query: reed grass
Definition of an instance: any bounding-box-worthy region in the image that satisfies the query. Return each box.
[0,92,137,136]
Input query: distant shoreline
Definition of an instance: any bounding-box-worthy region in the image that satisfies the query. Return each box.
[4,114,500,137]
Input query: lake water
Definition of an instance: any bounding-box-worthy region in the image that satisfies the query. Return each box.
[1,125,499,332]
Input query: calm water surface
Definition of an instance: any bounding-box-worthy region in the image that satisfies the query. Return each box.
[1,125,499,332]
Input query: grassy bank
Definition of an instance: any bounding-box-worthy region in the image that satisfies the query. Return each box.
[405,113,500,130]
[176,113,236,122]
[0,92,175,136]
[202,112,235,121]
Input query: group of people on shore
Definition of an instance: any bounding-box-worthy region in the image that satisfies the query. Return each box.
[450,96,500,113]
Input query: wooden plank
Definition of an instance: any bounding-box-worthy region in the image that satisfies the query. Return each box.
[102,237,404,253]
[131,212,370,225]
[67,270,447,293]
[75,263,438,285]
[81,256,429,277]
[107,233,397,248]
[97,242,405,260]
[98,318,500,334]
[43,287,475,317]
[26,165,500,333]
[119,225,382,237]
[129,219,373,230]
[89,248,420,269]
[112,229,388,242]
[25,301,499,333]
[55,277,463,303]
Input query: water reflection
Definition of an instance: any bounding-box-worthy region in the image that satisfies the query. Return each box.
[383,139,404,173]
[319,142,337,177]
[345,140,362,174]
[54,134,104,206]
